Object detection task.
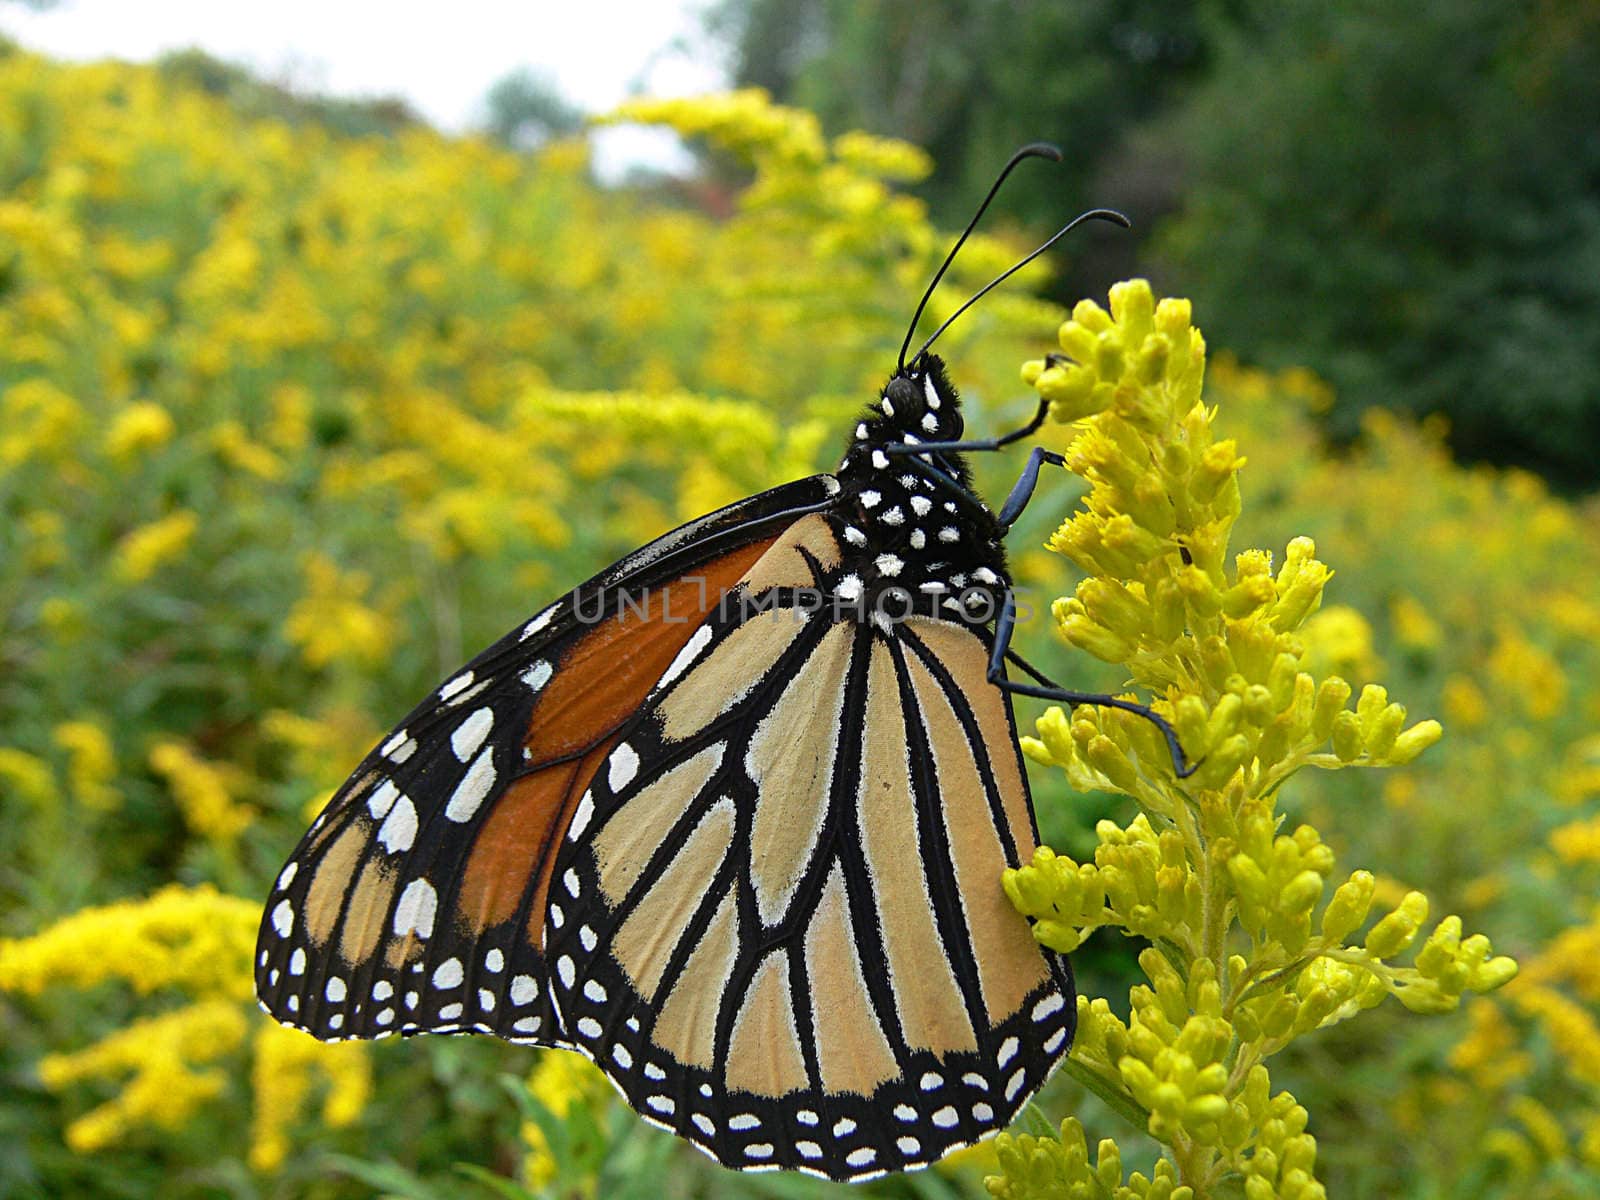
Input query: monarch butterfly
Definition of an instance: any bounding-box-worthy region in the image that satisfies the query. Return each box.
[255,144,1189,1182]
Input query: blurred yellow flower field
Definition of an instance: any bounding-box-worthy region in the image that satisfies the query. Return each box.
[1,47,1597,1200]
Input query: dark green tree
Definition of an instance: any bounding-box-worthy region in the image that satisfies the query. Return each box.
[1153,0,1600,487]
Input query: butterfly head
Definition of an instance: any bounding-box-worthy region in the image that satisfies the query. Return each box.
[876,353,963,444]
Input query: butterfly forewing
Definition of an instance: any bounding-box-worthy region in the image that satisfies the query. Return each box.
[254,477,837,1044]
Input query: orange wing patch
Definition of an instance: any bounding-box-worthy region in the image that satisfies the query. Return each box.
[452,535,779,948]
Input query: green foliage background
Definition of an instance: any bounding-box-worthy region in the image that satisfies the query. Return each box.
[0,23,1597,1200]
[713,0,1600,490]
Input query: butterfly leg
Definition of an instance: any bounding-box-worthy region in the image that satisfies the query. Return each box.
[994,445,1067,531]
[986,589,1196,778]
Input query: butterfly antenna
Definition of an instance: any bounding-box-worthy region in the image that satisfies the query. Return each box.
[898,142,1064,374]
[912,207,1131,365]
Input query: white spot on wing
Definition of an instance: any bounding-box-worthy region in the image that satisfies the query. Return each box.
[276,862,298,891]
[911,496,933,516]
[836,574,863,602]
[271,900,293,937]
[485,948,504,973]
[1034,993,1065,1022]
[924,375,941,409]
[367,780,399,820]
[660,624,714,689]
[432,958,463,989]
[393,879,437,938]
[1005,1067,1027,1100]
[439,672,474,701]
[510,975,538,1005]
[326,976,346,1002]
[875,554,903,577]
[998,1036,1019,1067]
[451,707,494,761]
[568,791,595,839]
[860,489,881,509]
[920,1071,944,1091]
[608,743,639,792]
[378,795,418,853]
[379,730,409,759]
[445,748,496,822]
[932,1106,958,1128]
[846,1147,876,1168]
[521,660,554,692]
[521,607,556,639]
[289,948,306,975]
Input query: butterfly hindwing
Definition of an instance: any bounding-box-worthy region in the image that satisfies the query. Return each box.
[539,515,1074,1180]
[253,477,837,1045]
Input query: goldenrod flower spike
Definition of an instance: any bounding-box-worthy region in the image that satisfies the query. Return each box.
[990,282,1514,1200]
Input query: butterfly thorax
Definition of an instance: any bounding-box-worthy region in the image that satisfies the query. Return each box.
[828,355,1009,628]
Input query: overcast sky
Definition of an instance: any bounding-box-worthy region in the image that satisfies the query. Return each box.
[1,0,728,175]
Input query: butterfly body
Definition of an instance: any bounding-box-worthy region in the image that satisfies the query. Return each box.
[258,356,1078,1180]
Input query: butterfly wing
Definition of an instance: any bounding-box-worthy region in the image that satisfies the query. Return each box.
[254,476,838,1044]
[540,516,1073,1181]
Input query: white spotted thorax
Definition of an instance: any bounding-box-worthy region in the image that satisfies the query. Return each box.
[828,355,1008,625]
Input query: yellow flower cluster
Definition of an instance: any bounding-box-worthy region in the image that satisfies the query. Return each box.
[38,1000,249,1152]
[111,510,199,584]
[991,282,1514,1199]
[281,553,397,671]
[149,739,256,843]
[520,1050,612,1192]
[249,1022,371,1171]
[54,718,120,811]
[0,883,257,999]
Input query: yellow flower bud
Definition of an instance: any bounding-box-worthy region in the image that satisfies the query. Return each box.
[1060,612,1137,664]
[1365,891,1429,958]
[1312,676,1352,742]
[1281,870,1326,916]
[1320,870,1375,942]
[1386,719,1443,764]
[1332,710,1363,761]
